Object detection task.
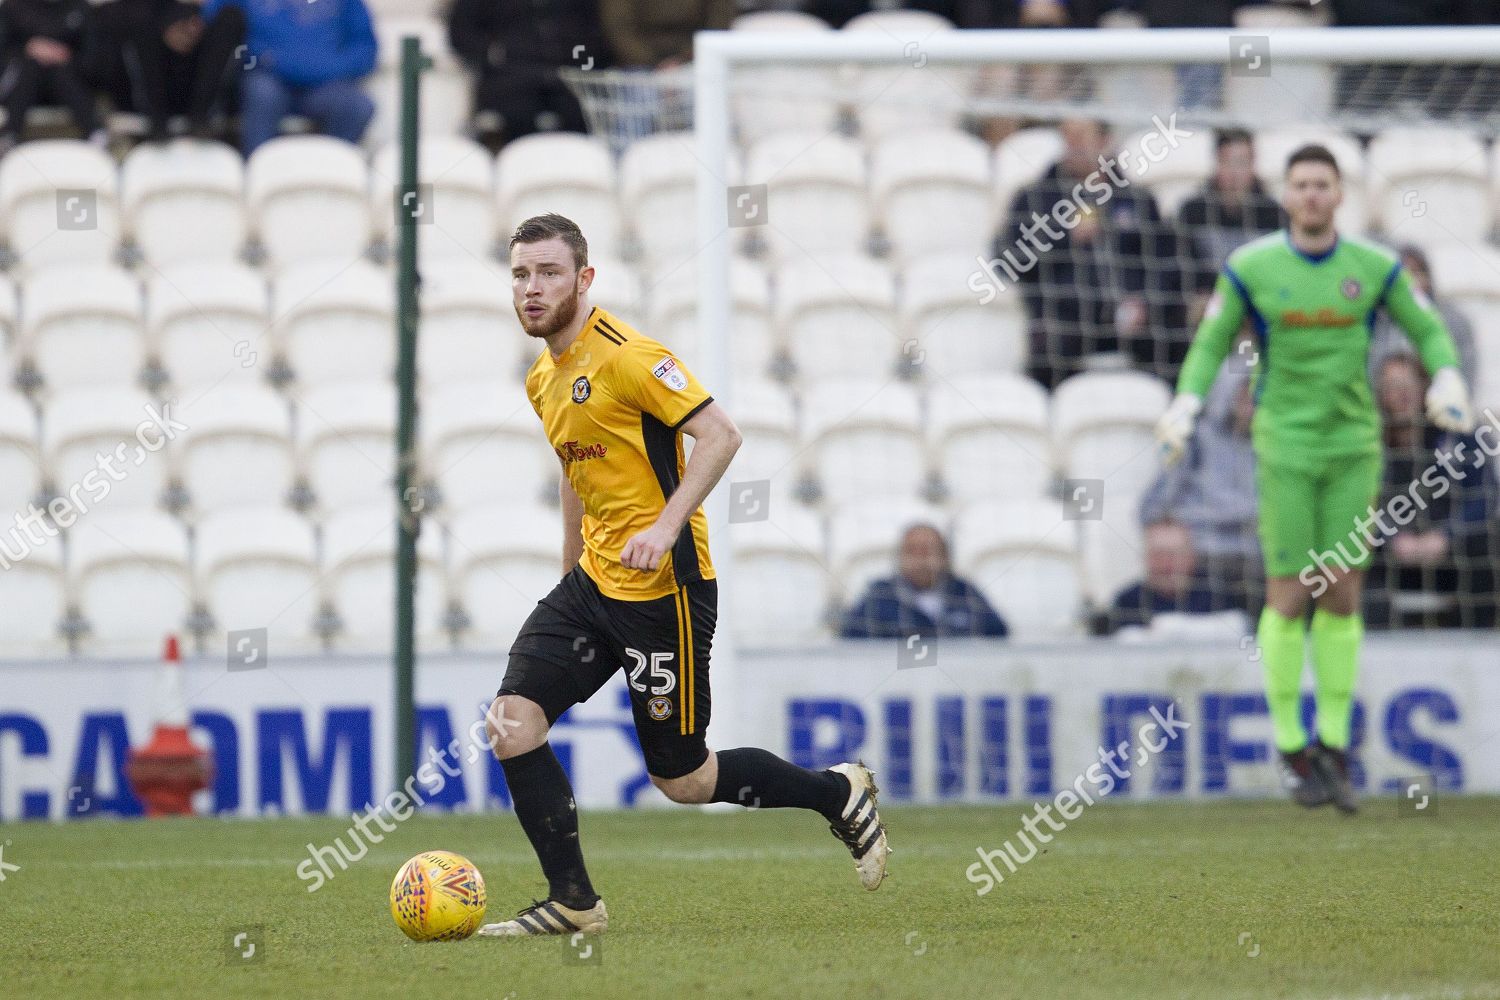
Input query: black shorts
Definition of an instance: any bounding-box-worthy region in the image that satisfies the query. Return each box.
[499,565,716,779]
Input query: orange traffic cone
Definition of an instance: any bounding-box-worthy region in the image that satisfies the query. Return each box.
[125,635,213,816]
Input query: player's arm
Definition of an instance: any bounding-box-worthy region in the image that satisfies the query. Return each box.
[1383,266,1473,432]
[559,471,585,574]
[1155,268,1248,463]
[620,402,742,571]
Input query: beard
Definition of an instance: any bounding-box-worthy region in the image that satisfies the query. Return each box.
[517,287,581,339]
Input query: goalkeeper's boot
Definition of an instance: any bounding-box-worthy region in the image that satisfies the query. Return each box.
[1310,741,1360,814]
[1278,746,1333,808]
[827,761,890,890]
[477,897,608,937]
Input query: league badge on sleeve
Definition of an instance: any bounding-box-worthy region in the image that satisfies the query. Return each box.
[652,357,688,391]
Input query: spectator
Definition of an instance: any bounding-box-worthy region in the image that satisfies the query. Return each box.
[446,0,605,149]
[0,0,104,153]
[1140,342,1263,616]
[996,117,1185,389]
[87,0,245,141]
[1369,243,1480,393]
[204,0,376,155]
[1093,520,1239,635]
[1177,128,1283,320]
[1365,353,1498,629]
[840,523,1008,639]
[599,0,732,69]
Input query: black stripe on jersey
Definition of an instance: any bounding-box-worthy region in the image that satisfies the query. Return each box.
[640,412,702,586]
[669,395,714,431]
[596,317,626,344]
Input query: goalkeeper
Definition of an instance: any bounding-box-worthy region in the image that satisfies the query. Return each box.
[1156,144,1474,812]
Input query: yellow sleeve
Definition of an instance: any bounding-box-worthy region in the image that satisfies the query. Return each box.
[611,338,714,429]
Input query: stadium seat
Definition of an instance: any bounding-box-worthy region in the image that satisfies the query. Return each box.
[1118,123,1214,219]
[320,503,446,649]
[646,258,774,375]
[1078,508,1146,608]
[1092,12,1178,122]
[271,259,395,386]
[446,502,564,647]
[730,12,840,144]
[827,497,947,607]
[1421,243,1500,374]
[727,502,831,643]
[0,273,16,344]
[195,506,321,647]
[0,529,65,651]
[744,132,870,262]
[172,385,295,514]
[870,128,992,263]
[120,139,246,266]
[0,140,120,270]
[899,254,1026,380]
[621,132,742,270]
[18,264,144,390]
[802,379,925,507]
[992,127,1063,222]
[1367,127,1491,244]
[927,373,1053,503]
[146,261,270,392]
[776,253,899,380]
[495,133,621,261]
[1226,6,1335,125]
[842,11,967,143]
[726,379,799,490]
[366,16,471,147]
[585,255,647,329]
[246,136,373,269]
[1253,128,1367,233]
[0,390,40,517]
[43,387,173,510]
[1051,371,1172,504]
[423,379,554,510]
[66,509,192,652]
[951,499,1084,639]
[419,258,524,387]
[296,382,395,512]
[369,136,495,261]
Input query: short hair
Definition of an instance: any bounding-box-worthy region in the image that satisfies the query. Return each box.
[1285,143,1340,179]
[1215,127,1253,151]
[509,213,589,270]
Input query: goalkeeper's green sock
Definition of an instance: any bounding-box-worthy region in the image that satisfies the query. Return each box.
[1258,606,1308,753]
[1310,607,1363,751]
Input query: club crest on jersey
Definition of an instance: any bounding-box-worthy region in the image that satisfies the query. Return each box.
[571,376,591,403]
[1341,277,1362,300]
[647,696,674,721]
[652,356,687,391]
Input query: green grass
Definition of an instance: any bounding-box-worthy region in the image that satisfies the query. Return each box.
[2,798,1499,999]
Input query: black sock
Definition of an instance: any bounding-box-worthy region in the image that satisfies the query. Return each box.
[500,743,597,908]
[710,747,849,819]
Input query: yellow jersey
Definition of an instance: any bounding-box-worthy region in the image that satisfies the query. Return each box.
[525,306,716,601]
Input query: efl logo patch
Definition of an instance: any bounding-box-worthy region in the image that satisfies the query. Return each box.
[652,356,687,391]
[571,376,591,403]
[1341,277,1362,300]
[647,696,674,721]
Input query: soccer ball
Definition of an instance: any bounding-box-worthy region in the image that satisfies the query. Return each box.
[389,850,487,941]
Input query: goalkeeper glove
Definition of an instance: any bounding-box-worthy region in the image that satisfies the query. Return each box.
[1154,393,1202,466]
[1425,367,1474,433]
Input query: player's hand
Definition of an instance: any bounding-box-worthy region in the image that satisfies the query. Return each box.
[1425,367,1474,433]
[620,521,678,571]
[1154,393,1202,466]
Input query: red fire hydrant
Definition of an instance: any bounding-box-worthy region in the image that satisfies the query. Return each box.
[125,635,213,816]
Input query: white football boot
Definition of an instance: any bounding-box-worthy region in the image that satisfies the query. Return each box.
[477,897,608,937]
[827,762,890,890]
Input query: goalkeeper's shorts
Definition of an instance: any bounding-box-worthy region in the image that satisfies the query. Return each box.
[1256,452,1384,578]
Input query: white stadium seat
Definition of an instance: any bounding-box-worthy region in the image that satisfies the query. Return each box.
[120,139,246,266]
[419,258,523,386]
[0,390,40,517]
[745,132,870,262]
[647,258,774,375]
[870,129,993,263]
[320,503,445,649]
[726,380,799,489]
[495,134,621,260]
[842,11,968,142]
[1118,124,1215,219]
[18,264,143,390]
[776,253,899,380]
[43,388,171,510]
[1078,507,1146,608]
[0,273,16,345]
[0,140,120,270]
[927,373,1053,503]
[993,127,1063,220]
[900,254,1026,380]
[802,379,925,507]
[0,529,65,651]
[446,502,563,647]
[1052,370,1171,504]
[172,385,294,514]
[952,499,1084,639]
[370,136,495,261]
[1254,128,1367,234]
[727,503,830,643]
[584,255,647,329]
[827,497,947,607]
[1368,127,1491,245]
[272,258,394,386]
[195,506,321,647]
[246,136,372,269]
[147,261,269,392]
[366,16,471,147]
[1420,243,1500,391]
[423,379,554,510]
[66,510,191,652]
[621,132,741,270]
[297,382,395,511]
[730,12,840,144]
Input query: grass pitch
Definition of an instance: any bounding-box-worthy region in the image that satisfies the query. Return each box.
[2,798,1498,1000]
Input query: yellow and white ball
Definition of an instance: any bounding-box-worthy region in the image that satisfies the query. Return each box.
[390,850,487,941]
